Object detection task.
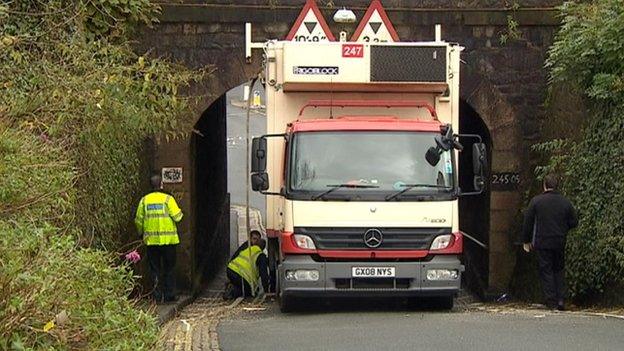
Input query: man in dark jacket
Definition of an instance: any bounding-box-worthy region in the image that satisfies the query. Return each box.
[522,174,578,310]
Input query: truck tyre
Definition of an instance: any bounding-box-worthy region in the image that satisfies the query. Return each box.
[436,296,454,310]
[408,296,454,310]
[267,238,279,293]
[278,295,296,313]
[276,274,295,312]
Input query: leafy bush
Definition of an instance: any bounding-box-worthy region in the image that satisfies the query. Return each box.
[1,0,206,348]
[0,222,159,350]
[0,125,160,349]
[1,30,200,249]
[536,0,624,300]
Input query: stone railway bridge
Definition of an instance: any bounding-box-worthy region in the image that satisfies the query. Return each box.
[135,0,563,297]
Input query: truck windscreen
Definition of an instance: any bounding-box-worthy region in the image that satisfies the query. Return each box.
[289,131,454,200]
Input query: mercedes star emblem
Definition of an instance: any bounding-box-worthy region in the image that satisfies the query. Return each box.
[370,206,377,213]
[363,229,383,248]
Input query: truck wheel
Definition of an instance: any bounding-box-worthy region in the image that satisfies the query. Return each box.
[278,295,296,313]
[267,238,279,293]
[436,296,454,310]
[276,274,295,313]
[407,296,453,310]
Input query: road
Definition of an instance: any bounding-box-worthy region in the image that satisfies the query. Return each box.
[218,299,624,351]
[226,84,266,219]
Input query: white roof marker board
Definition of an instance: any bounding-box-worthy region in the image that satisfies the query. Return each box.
[285,0,335,42]
[350,0,400,43]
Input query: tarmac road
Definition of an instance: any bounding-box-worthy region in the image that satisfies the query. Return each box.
[226,84,266,218]
[218,298,624,351]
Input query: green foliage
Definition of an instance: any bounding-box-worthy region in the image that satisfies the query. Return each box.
[499,1,522,44]
[1,1,202,248]
[0,38,198,246]
[1,0,159,40]
[83,0,161,38]
[0,126,159,349]
[547,0,624,105]
[535,0,624,300]
[0,221,159,350]
[0,125,75,226]
[1,0,206,349]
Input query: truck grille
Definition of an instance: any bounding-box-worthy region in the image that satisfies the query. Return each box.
[335,278,411,290]
[295,227,451,250]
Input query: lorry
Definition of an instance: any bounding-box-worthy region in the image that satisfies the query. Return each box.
[246,27,487,312]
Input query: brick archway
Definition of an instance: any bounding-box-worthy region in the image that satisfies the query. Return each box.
[462,71,525,294]
[136,1,559,293]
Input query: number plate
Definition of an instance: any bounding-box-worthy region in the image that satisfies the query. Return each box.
[352,267,396,277]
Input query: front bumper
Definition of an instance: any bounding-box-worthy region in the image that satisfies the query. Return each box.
[279,255,463,298]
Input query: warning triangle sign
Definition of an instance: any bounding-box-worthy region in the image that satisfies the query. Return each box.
[351,0,399,43]
[286,0,335,42]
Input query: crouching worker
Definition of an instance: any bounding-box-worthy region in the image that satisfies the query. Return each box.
[225,232,269,299]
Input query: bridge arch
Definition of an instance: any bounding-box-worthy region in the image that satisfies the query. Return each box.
[138,1,558,294]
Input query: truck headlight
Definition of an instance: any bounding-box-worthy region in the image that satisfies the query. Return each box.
[430,234,453,250]
[426,269,459,280]
[293,234,316,250]
[285,269,320,281]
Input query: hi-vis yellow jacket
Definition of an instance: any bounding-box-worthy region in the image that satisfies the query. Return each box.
[227,245,262,295]
[135,191,183,246]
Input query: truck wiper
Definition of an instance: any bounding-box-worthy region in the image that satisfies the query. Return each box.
[311,183,379,200]
[385,184,452,201]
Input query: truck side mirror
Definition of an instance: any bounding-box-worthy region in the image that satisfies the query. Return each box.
[251,172,269,191]
[426,146,441,166]
[251,137,267,173]
[472,143,487,176]
[473,175,485,192]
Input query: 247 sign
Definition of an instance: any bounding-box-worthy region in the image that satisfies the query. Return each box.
[342,44,364,58]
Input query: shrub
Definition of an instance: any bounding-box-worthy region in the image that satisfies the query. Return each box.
[536,0,624,300]
[0,221,159,350]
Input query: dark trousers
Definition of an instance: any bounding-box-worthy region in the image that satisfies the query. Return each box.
[147,245,177,300]
[226,267,253,298]
[536,248,565,307]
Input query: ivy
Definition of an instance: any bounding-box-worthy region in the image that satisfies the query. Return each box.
[83,0,160,38]
[536,0,624,300]
[499,1,522,44]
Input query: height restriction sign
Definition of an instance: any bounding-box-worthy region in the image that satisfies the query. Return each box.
[351,0,400,43]
[285,0,335,42]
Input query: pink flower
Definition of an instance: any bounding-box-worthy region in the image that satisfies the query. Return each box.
[125,250,141,263]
